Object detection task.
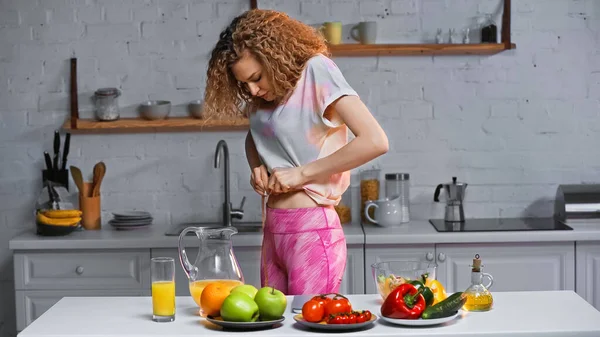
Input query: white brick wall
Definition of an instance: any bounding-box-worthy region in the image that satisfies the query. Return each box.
[1,0,599,335]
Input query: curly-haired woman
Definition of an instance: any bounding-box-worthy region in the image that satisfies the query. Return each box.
[203,9,389,295]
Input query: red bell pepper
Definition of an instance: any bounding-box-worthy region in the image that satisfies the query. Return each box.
[381,283,426,319]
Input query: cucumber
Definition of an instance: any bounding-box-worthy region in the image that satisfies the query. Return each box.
[421,292,466,320]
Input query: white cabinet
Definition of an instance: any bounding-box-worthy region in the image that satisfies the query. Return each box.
[364,244,435,294]
[364,242,575,294]
[13,249,151,332]
[339,245,366,295]
[15,289,148,331]
[576,241,600,310]
[436,242,575,293]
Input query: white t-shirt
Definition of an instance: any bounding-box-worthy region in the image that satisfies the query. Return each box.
[249,54,359,206]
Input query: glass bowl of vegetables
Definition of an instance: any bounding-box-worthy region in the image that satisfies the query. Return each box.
[372,261,438,300]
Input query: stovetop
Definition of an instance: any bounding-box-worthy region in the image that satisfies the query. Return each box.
[428,217,574,232]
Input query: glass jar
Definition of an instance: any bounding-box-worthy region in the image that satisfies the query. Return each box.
[360,168,380,224]
[480,14,497,43]
[335,190,352,225]
[385,173,410,223]
[93,87,121,121]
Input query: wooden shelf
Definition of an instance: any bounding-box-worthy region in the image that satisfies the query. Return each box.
[328,43,516,57]
[62,117,250,134]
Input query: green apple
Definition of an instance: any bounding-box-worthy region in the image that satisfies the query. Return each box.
[230,284,258,299]
[220,293,260,322]
[254,286,287,321]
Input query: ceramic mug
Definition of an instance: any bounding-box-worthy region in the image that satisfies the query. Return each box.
[364,196,403,227]
[351,21,377,44]
[320,21,343,45]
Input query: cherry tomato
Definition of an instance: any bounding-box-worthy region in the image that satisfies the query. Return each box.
[363,310,372,321]
[356,312,366,323]
[324,296,352,317]
[327,314,344,324]
[301,299,325,323]
[347,313,357,324]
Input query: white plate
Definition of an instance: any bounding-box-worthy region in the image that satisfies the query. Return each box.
[293,313,377,331]
[110,217,153,224]
[112,211,151,218]
[108,219,152,226]
[110,224,152,230]
[380,311,461,326]
[206,316,284,330]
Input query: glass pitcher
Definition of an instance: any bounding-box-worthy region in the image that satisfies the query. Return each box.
[178,226,245,316]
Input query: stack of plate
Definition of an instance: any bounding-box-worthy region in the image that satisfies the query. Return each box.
[109,211,153,230]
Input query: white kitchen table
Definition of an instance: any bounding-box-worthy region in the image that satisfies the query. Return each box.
[17,291,600,337]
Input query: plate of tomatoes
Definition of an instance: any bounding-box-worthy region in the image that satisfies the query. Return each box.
[293,293,377,331]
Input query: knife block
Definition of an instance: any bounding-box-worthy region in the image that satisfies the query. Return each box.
[42,169,69,191]
[79,182,101,230]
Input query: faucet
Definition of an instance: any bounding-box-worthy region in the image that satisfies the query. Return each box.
[214,140,245,227]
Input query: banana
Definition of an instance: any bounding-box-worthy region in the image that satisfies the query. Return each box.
[42,209,83,219]
[36,212,81,226]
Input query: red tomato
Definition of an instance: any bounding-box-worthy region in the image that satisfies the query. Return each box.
[363,310,372,321]
[324,296,352,317]
[327,314,344,324]
[301,299,325,323]
[356,312,366,323]
[347,313,357,324]
[311,295,331,307]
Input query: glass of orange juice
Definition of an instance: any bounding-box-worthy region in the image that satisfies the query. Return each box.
[151,257,176,322]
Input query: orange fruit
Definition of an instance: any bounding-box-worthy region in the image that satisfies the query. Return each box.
[200,282,231,317]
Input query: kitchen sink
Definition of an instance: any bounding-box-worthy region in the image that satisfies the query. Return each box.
[165,222,263,236]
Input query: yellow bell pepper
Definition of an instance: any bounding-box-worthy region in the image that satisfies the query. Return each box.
[425,278,447,305]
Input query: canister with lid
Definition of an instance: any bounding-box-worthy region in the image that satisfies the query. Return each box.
[93,87,121,121]
[385,173,410,223]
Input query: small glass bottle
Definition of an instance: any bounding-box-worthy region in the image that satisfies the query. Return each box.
[480,14,497,43]
[385,173,410,223]
[435,28,443,44]
[463,254,494,311]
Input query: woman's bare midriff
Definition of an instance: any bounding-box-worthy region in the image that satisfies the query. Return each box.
[267,190,319,209]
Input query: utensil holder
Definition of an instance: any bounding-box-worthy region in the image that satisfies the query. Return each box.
[42,169,69,191]
[79,182,101,230]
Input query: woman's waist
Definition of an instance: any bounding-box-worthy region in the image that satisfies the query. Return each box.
[267,190,318,209]
[264,202,340,232]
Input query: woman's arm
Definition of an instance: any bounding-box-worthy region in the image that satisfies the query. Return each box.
[300,95,388,182]
[246,131,270,195]
[245,131,262,169]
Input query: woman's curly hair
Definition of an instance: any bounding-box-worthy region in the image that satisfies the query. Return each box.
[202,9,329,119]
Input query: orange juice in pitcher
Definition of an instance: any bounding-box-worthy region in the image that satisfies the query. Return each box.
[189,279,244,307]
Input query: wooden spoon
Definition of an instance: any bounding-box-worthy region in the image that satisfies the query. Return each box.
[70,165,84,196]
[91,162,106,197]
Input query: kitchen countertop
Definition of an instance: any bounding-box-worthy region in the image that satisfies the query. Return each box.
[362,219,600,245]
[9,219,600,251]
[16,291,600,337]
[8,222,366,251]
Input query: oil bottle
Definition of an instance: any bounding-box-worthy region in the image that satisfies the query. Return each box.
[463,254,494,311]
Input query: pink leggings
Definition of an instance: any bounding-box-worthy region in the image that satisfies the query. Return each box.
[260,205,347,295]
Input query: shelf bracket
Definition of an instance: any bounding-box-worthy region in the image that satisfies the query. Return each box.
[69,57,79,130]
[501,0,512,49]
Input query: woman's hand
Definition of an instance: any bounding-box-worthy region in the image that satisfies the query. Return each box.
[267,167,307,195]
[250,165,269,196]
